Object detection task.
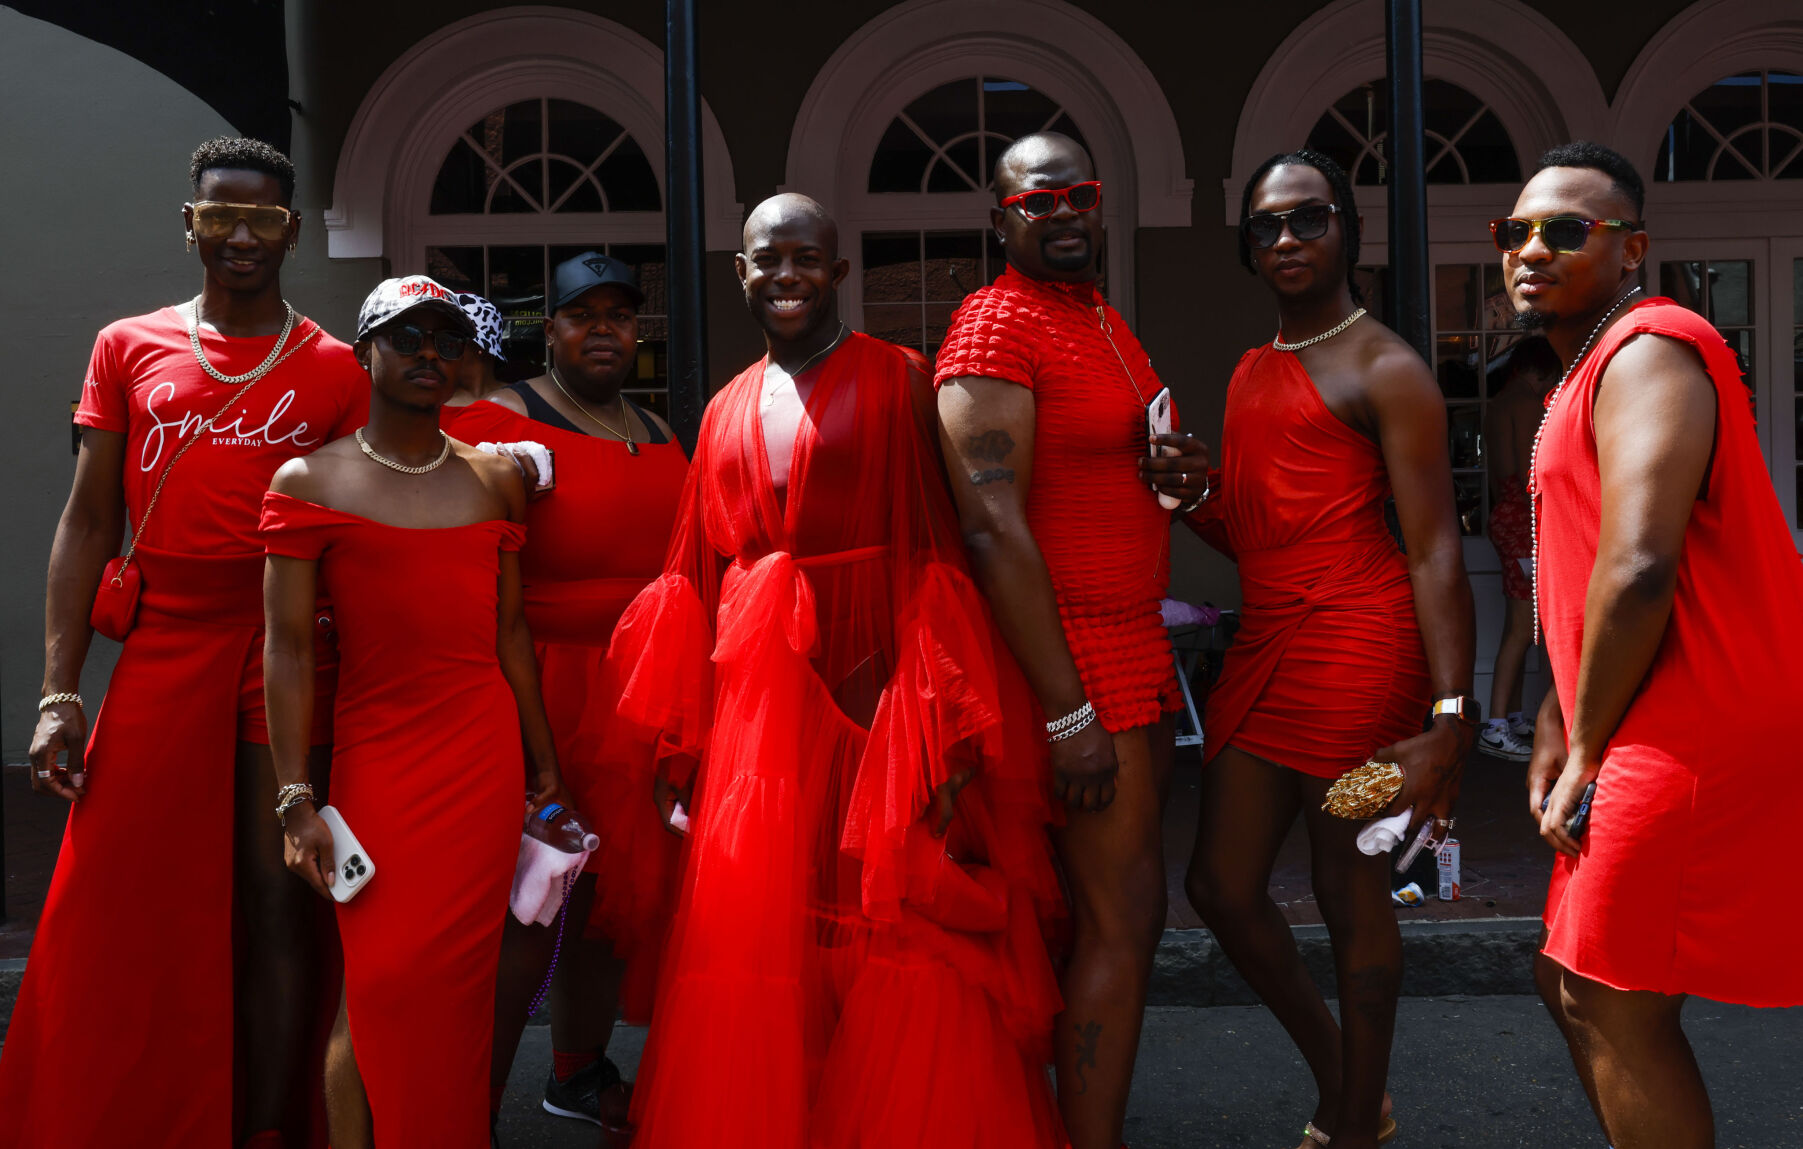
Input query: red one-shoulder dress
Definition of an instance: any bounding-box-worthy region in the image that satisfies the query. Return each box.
[261,491,527,1146]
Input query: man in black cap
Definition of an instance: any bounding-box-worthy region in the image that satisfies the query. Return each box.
[486,251,668,452]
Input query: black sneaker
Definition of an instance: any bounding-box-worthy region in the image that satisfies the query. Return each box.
[542,1055,623,1126]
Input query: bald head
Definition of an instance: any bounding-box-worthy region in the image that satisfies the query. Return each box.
[743,193,839,262]
[993,132,1093,202]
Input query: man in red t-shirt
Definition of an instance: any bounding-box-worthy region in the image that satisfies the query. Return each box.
[2,138,366,1148]
[935,133,1210,1149]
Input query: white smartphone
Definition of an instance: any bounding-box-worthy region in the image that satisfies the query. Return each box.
[1145,386,1181,510]
[316,804,376,903]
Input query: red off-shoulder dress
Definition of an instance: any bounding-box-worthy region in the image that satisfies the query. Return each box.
[1535,299,1803,1005]
[262,492,527,1147]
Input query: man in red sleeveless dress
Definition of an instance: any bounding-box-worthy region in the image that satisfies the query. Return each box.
[3,138,366,1148]
[614,194,1064,1149]
[1183,149,1474,1149]
[935,133,1211,1149]
[1508,142,1803,1149]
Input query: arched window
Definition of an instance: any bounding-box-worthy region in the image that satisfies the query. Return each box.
[1654,71,1803,182]
[1305,79,1521,185]
[861,77,1091,355]
[418,98,670,409]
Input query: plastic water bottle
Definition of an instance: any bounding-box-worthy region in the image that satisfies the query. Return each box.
[525,802,599,853]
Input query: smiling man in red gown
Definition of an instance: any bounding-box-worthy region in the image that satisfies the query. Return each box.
[612,193,1064,1149]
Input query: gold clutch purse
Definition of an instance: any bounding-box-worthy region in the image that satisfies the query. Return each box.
[1321,760,1405,820]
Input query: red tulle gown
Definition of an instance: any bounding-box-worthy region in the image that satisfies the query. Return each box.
[452,393,688,1016]
[1536,299,1803,1005]
[1194,344,1431,776]
[610,332,1065,1149]
[260,491,527,1146]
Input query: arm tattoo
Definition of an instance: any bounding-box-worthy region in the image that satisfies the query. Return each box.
[969,467,1015,486]
[968,429,1015,462]
[1073,1020,1102,1094]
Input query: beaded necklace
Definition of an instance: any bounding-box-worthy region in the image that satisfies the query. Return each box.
[1527,285,1642,644]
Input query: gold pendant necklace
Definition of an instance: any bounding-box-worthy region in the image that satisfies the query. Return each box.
[549,367,638,455]
[356,426,451,474]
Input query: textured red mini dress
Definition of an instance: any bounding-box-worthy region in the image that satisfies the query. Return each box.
[452,395,687,1018]
[935,266,1181,733]
[1536,300,1803,1005]
[262,491,527,1146]
[1194,345,1431,777]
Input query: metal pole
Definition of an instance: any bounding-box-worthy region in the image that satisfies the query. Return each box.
[1385,0,1431,362]
[664,0,708,453]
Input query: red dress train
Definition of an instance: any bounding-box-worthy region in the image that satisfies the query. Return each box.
[450,398,688,1018]
[261,492,527,1146]
[1193,345,1431,777]
[609,333,1065,1148]
[1535,300,1803,1005]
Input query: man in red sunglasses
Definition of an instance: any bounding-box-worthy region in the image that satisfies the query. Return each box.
[1,137,367,1148]
[1513,141,1803,1149]
[936,131,1209,1149]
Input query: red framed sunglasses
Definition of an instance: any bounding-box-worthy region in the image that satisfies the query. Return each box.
[1000,181,1103,220]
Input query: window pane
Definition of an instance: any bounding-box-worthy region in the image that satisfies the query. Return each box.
[1435,264,1479,331]
[923,232,984,302]
[1353,266,1389,323]
[430,138,491,215]
[1710,261,1752,326]
[864,304,922,350]
[546,100,621,165]
[863,234,922,303]
[1454,472,1485,536]
[1436,335,1481,398]
[984,78,1067,148]
[869,117,933,194]
[546,158,591,212]
[904,79,978,150]
[927,139,981,192]
[606,244,670,342]
[425,246,482,292]
[1447,402,1483,469]
[489,161,542,213]
[1483,264,1513,329]
[596,133,661,211]
[924,301,959,358]
[1793,257,1803,326]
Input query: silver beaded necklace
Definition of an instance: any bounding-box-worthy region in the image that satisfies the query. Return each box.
[1527,284,1642,644]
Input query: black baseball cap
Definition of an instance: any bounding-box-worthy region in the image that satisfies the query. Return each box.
[551,251,644,312]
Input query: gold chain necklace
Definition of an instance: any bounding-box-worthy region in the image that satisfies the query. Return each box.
[355,426,451,474]
[549,366,638,455]
[1273,307,1366,351]
[187,295,297,384]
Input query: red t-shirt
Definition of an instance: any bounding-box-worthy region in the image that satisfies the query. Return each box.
[75,306,368,555]
[934,266,1180,731]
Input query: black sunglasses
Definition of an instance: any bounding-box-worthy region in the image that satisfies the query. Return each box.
[1242,203,1339,249]
[1489,216,1641,255]
[380,324,467,361]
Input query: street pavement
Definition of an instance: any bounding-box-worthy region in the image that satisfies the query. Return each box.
[496,996,1802,1148]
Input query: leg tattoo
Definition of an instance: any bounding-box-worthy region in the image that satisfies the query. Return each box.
[1073,1020,1103,1095]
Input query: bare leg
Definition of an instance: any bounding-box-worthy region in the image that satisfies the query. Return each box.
[1556,965,1714,1149]
[1300,781,1401,1149]
[492,871,608,1092]
[1489,597,1533,722]
[1534,927,1606,1131]
[1184,747,1345,1129]
[1053,716,1174,1149]
[235,741,332,1139]
[323,986,373,1149]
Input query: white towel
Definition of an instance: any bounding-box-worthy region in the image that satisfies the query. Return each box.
[1357,807,1414,856]
[476,440,555,490]
[508,833,592,926]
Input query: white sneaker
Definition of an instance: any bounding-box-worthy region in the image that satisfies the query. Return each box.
[1478,723,1533,762]
[1507,712,1535,739]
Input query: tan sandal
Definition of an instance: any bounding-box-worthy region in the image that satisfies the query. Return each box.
[1293,1115,1398,1147]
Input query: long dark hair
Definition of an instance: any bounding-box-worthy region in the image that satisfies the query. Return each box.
[1237,148,1362,304]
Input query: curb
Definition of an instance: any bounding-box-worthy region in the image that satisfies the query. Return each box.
[0,921,1542,1038]
[1150,917,1542,1007]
